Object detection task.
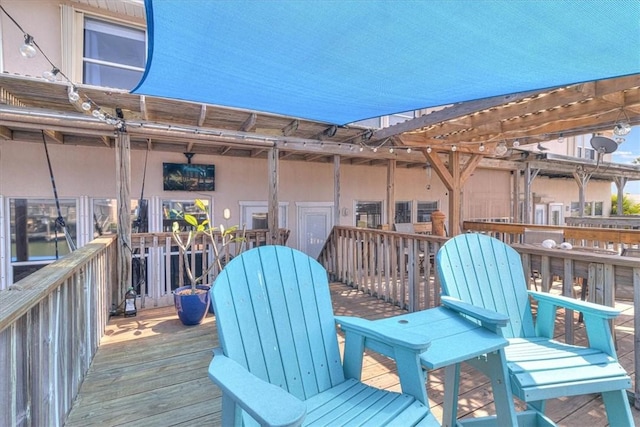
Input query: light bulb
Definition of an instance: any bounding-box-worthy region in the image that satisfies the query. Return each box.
[426,146,432,153]
[373,147,378,152]
[43,68,60,82]
[20,35,37,58]
[479,143,485,152]
[495,143,508,156]
[92,109,102,118]
[615,137,625,144]
[81,101,92,111]
[223,208,231,220]
[512,140,520,147]
[359,146,364,152]
[557,134,564,143]
[406,148,412,154]
[389,148,394,153]
[451,145,457,152]
[68,89,80,102]
[613,122,631,136]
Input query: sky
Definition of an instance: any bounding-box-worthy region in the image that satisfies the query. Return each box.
[610,125,640,195]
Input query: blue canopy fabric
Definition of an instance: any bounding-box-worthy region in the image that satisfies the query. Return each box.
[133,0,640,125]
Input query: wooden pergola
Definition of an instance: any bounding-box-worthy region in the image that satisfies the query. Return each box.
[2,73,640,234]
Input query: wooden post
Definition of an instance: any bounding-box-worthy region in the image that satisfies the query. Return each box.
[448,151,461,235]
[115,131,131,309]
[334,155,341,225]
[387,159,396,227]
[267,147,279,245]
[614,176,628,215]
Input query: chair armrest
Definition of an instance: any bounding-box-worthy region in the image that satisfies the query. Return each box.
[335,316,431,352]
[208,348,306,427]
[440,296,510,327]
[528,291,620,319]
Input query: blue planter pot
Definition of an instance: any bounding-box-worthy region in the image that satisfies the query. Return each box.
[173,285,211,325]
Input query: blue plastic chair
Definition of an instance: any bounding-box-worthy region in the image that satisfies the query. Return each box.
[436,233,633,426]
[208,245,439,426]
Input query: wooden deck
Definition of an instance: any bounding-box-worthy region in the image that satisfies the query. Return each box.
[65,283,640,426]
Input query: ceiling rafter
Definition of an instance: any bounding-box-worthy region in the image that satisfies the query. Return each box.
[240,112,256,132]
[197,104,207,127]
[0,125,12,139]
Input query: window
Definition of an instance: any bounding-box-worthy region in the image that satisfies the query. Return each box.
[594,201,603,216]
[92,198,117,237]
[417,201,438,222]
[576,146,595,160]
[10,198,77,261]
[355,201,382,228]
[162,199,210,232]
[83,18,145,89]
[239,202,288,230]
[394,201,412,224]
[571,201,597,216]
[10,199,77,283]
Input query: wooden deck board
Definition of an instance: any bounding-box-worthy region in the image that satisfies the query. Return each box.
[65,282,640,426]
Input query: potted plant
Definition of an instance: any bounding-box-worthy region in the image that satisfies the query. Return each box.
[171,199,244,325]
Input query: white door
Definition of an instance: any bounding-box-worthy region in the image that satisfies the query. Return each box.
[549,203,564,226]
[297,203,333,259]
[534,204,547,225]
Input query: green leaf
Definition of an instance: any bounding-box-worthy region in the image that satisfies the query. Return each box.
[195,199,206,211]
[172,222,180,232]
[184,214,198,227]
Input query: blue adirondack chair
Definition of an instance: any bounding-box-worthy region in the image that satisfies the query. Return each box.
[208,245,440,426]
[436,233,633,426]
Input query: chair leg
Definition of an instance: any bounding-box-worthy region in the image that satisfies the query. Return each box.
[442,364,461,427]
[602,390,634,427]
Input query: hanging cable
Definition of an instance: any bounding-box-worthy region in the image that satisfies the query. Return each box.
[41,131,76,253]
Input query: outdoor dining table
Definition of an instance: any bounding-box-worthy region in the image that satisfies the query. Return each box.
[367,306,519,426]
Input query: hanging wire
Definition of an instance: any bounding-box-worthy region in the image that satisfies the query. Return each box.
[0,4,125,130]
[41,131,77,253]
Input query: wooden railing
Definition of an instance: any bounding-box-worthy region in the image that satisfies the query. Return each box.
[129,229,290,308]
[319,224,640,408]
[565,216,640,229]
[319,226,448,311]
[463,221,640,253]
[0,236,117,427]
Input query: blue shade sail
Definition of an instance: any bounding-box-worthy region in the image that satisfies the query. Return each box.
[133,0,640,125]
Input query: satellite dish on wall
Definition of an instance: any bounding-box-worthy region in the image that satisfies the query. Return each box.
[590,136,618,154]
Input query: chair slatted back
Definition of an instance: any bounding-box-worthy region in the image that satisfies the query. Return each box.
[436,233,536,338]
[212,246,345,401]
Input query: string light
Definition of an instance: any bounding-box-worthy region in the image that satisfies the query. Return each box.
[43,67,60,82]
[20,34,37,58]
[512,139,520,147]
[0,4,125,131]
[478,143,485,152]
[426,146,432,153]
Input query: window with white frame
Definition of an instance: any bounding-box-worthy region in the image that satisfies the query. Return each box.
[162,199,210,232]
[355,201,382,228]
[417,201,438,222]
[9,198,77,283]
[239,202,288,230]
[394,201,412,224]
[83,17,146,89]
